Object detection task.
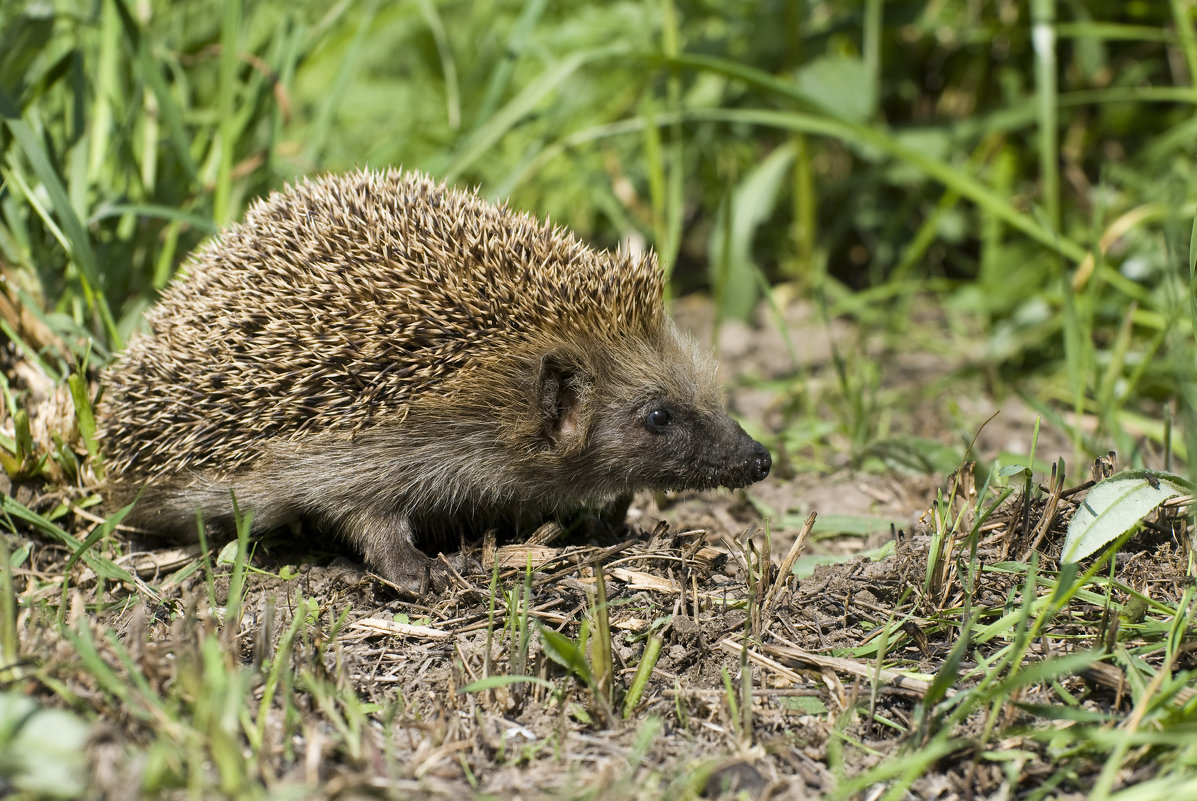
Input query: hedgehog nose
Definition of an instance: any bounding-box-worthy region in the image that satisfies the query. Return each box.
[749,442,771,483]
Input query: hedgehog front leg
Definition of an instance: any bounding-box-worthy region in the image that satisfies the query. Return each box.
[344,509,448,594]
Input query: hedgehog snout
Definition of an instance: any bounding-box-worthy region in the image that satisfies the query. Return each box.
[747,441,771,483]
[726,438,770,488]
[706,422,771,490]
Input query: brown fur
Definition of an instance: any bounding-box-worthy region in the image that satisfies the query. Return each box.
[100,170,770,591]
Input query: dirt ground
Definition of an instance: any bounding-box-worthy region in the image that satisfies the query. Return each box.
[5,298,1190,799]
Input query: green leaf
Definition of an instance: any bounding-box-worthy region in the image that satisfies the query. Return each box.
[460,674,556,694]
[538,624,594,686]
[0,7,54,103]
[708,142,794,320]
[12,408,33,461]
[0,693,89,798]
[780,696,828,715]
[217,539,242,566]
[1189,212,1197,343]
[810,514,899,537]
[1062,470,1191,563]
[67,370,100,475]
[795,54,874,122]
[622,633,662,719]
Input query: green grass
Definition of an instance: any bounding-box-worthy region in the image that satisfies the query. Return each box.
[3,0,1197,798]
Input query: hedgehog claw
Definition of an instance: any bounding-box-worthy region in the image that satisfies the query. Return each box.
[371,551,449,596]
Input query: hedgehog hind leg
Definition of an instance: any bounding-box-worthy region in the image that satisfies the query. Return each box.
[111,479,239,538]
[337,507,451,594]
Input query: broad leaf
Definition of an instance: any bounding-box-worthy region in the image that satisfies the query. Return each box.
[1062,470,1190,563]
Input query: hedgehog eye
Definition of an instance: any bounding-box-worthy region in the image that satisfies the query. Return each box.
[645,407,673,433]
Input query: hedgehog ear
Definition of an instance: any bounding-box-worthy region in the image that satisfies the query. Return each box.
[538,351,588,443]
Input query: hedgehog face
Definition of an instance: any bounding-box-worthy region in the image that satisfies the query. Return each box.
[587,386,772,494]
[533,327,771,501]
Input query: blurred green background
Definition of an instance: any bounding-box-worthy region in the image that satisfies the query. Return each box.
[2,0,1195,477]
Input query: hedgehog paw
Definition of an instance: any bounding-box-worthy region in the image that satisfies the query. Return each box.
[371,549,452,596]
[350,512,443,595]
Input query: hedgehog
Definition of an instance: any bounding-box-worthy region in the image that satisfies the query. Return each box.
[100,169,771,592]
